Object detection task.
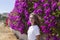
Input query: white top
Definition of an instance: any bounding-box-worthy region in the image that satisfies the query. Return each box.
[27,25,40,40]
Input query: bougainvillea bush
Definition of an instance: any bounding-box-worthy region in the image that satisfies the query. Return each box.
[8,0,60,40]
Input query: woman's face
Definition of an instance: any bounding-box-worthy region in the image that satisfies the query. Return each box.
[29,15,35,24]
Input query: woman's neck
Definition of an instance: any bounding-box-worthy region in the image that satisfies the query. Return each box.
[31,23,34,26]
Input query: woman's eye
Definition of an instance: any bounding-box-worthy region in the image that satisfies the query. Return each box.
[29,17,34,19]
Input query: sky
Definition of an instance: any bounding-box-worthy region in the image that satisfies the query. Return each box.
[0,0,15,14]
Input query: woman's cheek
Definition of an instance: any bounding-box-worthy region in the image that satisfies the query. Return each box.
[29,19,32,23]
[31,19,35,23]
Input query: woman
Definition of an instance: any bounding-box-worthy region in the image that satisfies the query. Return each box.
[27,13,41,40]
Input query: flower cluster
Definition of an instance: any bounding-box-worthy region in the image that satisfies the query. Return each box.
[8,0,60,40]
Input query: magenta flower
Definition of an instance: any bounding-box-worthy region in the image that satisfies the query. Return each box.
[33,9,38,14]
[58,6,60,10]
[33,9,42,14]
[15,2,20,7]
[24,10,29,21]
[44,20,50,24]
[53,36,59,40]
[27,20,31,27]
[21,2,28,8]
[18,8,24,13]
[24,10,29,17]
[33,3,38,9]
[11,8,18,13]
[16,0,26,2]
[51,16,56,20]
[44,15,51,21]
[40,25,46,31]
[40,0,45,3]
[45,8,51,13]
[44,16,47,18]
[48,22,56,27]
[43,3,49,8]
[51,2,57,11]
[45,8,51,15]
[41,25,51,33]
[37,9,42,14]
[17,2,28,8]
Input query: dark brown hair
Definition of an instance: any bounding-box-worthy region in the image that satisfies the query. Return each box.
[30,12,41,27]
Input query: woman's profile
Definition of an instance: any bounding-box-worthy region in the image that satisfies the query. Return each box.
[27,12,41,40]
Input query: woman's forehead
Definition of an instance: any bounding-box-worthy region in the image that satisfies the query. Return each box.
[29,15,33,18]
